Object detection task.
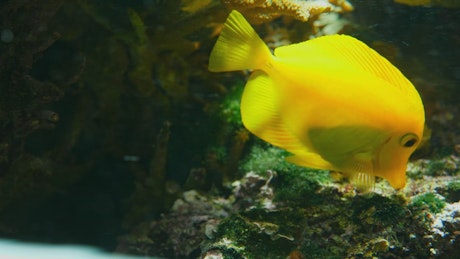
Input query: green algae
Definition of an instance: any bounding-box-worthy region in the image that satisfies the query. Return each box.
[240,144,329,178]
[219,82,244,128]
[445,181,460,202]
[239,145,289,174]
[208,213,300,259]
[351,193,407,229]
[410,193,446,214]
[239,144,332,205]
[274,168,331,205]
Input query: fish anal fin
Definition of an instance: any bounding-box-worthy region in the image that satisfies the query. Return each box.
[285,154,334,171]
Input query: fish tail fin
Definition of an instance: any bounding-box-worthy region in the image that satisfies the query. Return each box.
[208,10,272,72]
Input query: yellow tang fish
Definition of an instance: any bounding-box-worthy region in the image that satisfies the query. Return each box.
[208,10,425,190]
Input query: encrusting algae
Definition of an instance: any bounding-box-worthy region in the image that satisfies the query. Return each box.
[223,0,353,23]
[394,0,460,8]
[209,10,425,191]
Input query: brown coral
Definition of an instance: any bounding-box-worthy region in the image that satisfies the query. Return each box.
[394,0,460,8]
[222,0,353,24]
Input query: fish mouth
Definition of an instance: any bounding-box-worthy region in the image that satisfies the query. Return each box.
[373,136,410,190]
[390,179,406,190]
[381,168,407,190]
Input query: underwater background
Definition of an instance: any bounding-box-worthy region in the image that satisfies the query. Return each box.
[0,0,459,258]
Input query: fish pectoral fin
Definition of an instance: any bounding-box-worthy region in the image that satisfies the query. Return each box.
[343,156,375,191]
[349,171,375,192]
[285,153,334,171]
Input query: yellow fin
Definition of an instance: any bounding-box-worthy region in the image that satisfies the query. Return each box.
[342,155,375,192]
[274,35,417,99]
[349,171,375,192]
[208,10,271,72]
[241,71,310,154]
[285,154,334,171]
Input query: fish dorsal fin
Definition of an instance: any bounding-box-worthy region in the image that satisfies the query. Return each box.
[274,35,417,99]
[209,10,271,72]
[241,70,333,169]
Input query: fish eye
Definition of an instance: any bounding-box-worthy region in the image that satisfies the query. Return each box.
[400,133,418,148]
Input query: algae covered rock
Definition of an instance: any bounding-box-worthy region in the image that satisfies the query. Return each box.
[117,147,460,258]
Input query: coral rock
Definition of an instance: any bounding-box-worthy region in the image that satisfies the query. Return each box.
[222,0,353,24]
